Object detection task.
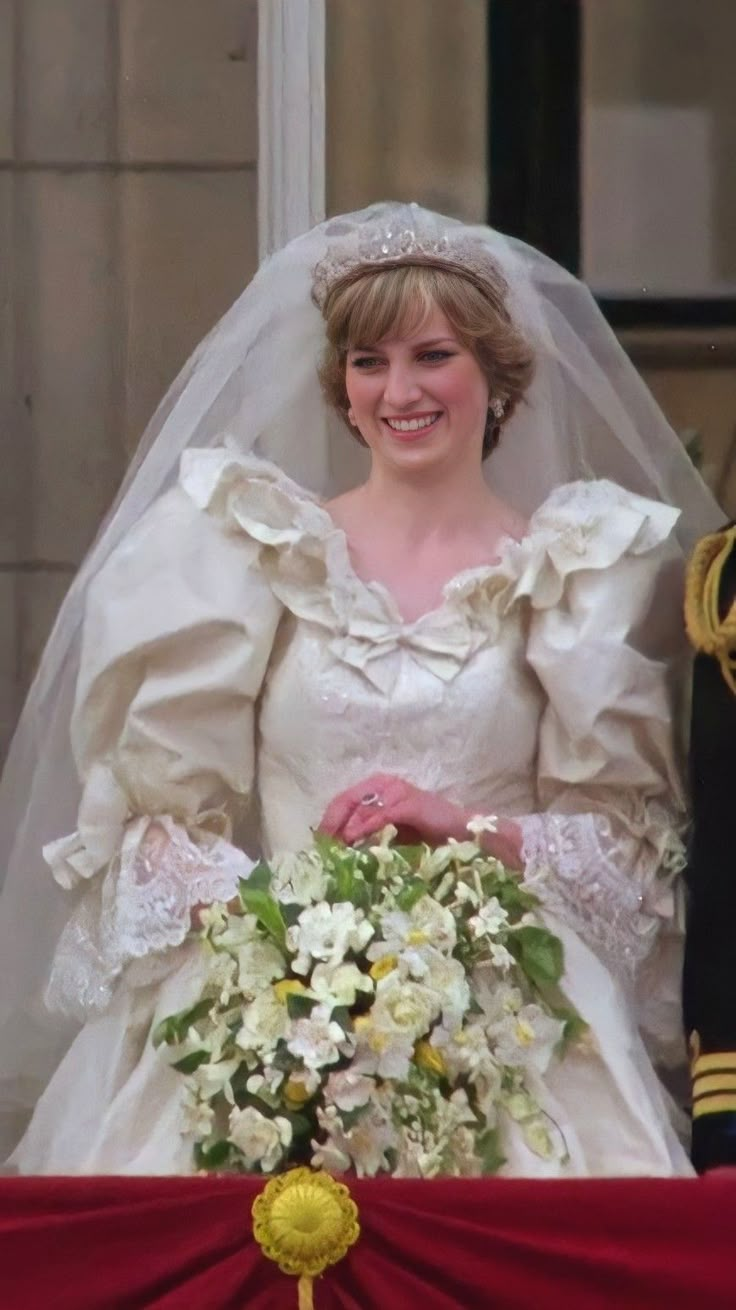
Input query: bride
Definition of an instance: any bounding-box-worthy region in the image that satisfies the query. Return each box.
[0,203,722,1176]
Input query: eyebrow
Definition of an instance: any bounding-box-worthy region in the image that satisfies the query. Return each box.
[350,336,457,352]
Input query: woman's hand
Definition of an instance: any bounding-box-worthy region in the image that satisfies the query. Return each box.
[318,773,524,869]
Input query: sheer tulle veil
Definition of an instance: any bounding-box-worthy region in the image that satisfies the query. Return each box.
[0,202,722,1154]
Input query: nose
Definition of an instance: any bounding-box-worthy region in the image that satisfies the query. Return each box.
[383,362,422,410]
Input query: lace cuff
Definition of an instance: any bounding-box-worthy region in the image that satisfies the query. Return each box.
[45,816,253,1020]
[519,807,686,984]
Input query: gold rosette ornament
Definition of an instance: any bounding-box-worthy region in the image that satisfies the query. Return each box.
[252,1167,360,1309]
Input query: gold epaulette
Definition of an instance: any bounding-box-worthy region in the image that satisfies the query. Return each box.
[684,525,736,694]
[691,1035,736,1118]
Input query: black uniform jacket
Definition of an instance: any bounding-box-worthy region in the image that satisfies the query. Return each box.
[683,523,736,1171]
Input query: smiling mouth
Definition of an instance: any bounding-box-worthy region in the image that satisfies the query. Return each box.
[383,412,442,434]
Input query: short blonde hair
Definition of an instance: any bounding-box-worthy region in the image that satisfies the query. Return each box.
[318,262,535,458]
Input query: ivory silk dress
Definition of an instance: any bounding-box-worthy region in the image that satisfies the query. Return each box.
[11,449,692,1176]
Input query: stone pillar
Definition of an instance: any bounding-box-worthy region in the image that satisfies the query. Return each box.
[1,0,259,759]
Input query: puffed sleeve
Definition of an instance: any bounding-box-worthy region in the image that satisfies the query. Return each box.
[511,482,688,1055]
[44,469,283,1019]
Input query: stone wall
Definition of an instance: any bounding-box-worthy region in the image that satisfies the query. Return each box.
[3,0,735,765]
[1,0,258,757]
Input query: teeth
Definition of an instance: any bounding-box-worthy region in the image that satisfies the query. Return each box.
[385,414,439,432]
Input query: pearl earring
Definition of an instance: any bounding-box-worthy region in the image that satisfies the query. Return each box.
[490,398,505,421]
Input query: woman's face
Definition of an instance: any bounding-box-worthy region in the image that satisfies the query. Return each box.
[344,302,489,473]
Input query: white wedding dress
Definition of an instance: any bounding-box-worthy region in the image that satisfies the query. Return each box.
[10,448,693,1176]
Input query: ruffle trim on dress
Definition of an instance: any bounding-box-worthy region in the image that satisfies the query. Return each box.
[506,479,680,611]
[179,447,681,691]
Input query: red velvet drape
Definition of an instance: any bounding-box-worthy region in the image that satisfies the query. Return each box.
[1,1175,734,1309]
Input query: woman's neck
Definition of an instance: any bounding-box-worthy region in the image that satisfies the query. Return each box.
[353,462,501,547]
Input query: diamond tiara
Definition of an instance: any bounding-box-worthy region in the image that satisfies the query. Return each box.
[311,202,508,310]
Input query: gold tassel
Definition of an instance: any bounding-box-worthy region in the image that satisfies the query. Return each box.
[684,525,736,694]
[298,1275,315,1310]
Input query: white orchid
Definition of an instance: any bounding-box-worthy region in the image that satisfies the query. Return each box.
[205,952,239,1006]
[352,1024,416,1081]
[522,1117,557,1160]
[488,1004,564,1074]
[367,824,400,874]
[286,901,374,975]
[247,1067,284,1097]
[310,960,374,1008]
[210,912,261,952]
[234,989,288,1058]
[448,1125,484,1177]
[468,896,509,940]
[286,1003,351,1070]
[312,1102,397,1178]
[190,1056,241,1104]
[454,879,481,908]
[181,1092,215,1139]
[370,898,457,980]
[228,1105,292,1172]
[237,938,285,995]
[324,1069,375,1112]
[418,838,480,880]
[418,949,471,1028]
[490,942,515,972]
[197,903,229,935]
[465,814,499,840]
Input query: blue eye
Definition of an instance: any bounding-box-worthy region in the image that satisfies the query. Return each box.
[351,356,382,369]
[420,350,453,362]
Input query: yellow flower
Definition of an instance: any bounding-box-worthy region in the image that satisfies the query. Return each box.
[273,979,308,1004]
[414,1040,447,1077]
[369,954,398,981]
[352,1014,388,1053]
[283,1076,314,1108]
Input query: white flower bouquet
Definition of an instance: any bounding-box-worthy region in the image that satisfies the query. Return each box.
[155,821,584,1177]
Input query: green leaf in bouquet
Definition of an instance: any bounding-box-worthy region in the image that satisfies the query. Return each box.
[396,877,429,911]
[392,844,423,870]
[332,855,360,903]
[312,830,348,869]
[152,998,215,1048]
[238,878,287,951]
[240,862,273,894]
[283,1110,313,1141]
[171,1049,211,1075]
[477,1127,506,1174]
[329,1004,353,1035]
[194,1138,235,1171]
[286,991,318,1020]
[279,902,303,929]
[486,873,537,917]
[549,1002,589,1051]
[508,925,564,987]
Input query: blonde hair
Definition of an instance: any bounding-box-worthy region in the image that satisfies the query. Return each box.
[318,262,535,458]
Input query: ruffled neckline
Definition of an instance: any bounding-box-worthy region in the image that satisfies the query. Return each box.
[179,446,680,692]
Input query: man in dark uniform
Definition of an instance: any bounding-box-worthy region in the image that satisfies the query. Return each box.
[684,524,736,1171]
